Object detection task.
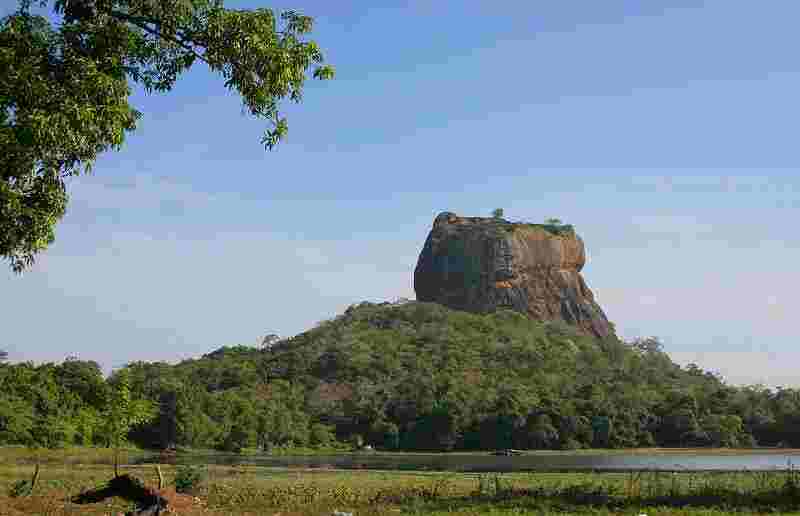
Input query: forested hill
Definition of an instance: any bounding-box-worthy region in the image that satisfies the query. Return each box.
[2,301,799,452]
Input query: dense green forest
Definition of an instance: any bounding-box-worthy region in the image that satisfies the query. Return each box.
[2,301,799,453]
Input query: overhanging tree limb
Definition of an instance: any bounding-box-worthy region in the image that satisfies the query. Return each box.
[106,8,210,66]
[1,0,334,273]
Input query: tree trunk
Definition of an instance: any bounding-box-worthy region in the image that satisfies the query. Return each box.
[156,464,164,489]
[30,460,40,493]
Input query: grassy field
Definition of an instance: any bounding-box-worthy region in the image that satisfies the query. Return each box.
[2,448,800,515]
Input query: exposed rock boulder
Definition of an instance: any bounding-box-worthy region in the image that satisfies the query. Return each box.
[413,212,614,338]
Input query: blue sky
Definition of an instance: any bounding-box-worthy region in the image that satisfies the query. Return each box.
[2,0,799,387]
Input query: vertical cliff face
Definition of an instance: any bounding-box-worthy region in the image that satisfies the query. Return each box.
[413,212,614,339]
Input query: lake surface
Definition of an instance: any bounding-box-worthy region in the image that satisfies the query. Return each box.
[140,451,800,472]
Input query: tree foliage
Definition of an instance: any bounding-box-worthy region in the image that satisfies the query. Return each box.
[2,302,800,453]
[1,0,334,272]
[103,369,156,476]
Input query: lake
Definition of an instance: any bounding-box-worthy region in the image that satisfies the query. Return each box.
[139,450,800,473]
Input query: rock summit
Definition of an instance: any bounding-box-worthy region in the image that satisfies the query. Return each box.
[413,212,614,338]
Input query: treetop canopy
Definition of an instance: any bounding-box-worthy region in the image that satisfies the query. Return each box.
[1,0,334,272]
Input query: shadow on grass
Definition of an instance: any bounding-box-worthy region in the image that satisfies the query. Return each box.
[71,474,167,515]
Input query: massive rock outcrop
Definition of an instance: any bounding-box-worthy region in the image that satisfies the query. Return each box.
[413,212,614,338]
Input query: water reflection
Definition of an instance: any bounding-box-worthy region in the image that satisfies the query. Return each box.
[137,451,800,472]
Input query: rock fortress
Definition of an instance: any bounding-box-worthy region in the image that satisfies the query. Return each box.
[414,211,614,339]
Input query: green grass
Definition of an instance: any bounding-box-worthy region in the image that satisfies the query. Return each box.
[0,444,151,465]
[2,447,800,515]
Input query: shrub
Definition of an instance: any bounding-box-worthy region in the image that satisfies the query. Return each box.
[174,465,205,494]
[218,424,249,453]
[309,423,336,447]
[9,479,32,498]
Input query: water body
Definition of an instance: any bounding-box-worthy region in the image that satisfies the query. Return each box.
[141,451,800,472]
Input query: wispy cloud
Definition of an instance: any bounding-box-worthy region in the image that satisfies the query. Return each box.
[4,173,415,372]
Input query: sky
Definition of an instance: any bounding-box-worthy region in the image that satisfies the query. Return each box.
[2,0,799,387]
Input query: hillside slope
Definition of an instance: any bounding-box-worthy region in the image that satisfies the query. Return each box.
[158,301,764,451]
[4,301,795,453]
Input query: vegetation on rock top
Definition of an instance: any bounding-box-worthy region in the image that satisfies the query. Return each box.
[485,210,576,236]
[506,221,576,237]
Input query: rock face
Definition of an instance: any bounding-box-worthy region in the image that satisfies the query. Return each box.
[413,212,614,338]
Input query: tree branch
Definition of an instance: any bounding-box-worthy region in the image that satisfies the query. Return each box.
[106,9,210,66]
